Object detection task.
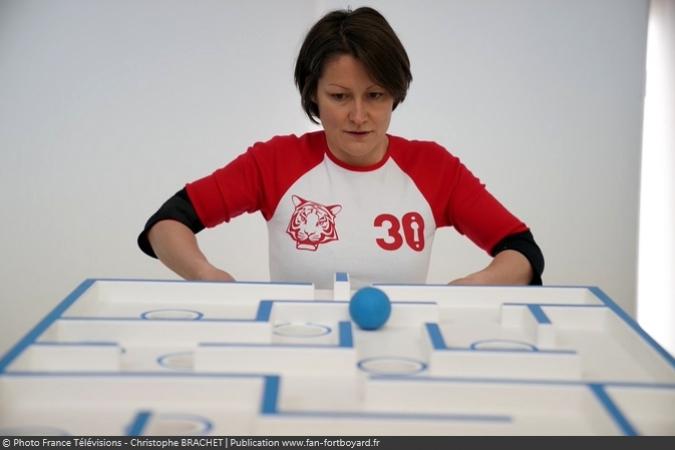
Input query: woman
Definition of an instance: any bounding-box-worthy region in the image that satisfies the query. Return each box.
[137,7,544,288]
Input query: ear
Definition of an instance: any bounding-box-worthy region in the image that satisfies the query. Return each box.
[328,205,342,216]
[292,195,305,207]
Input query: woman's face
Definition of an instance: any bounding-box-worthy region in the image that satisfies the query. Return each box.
[315,54,394,167]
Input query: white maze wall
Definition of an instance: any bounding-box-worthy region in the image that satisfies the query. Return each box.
[1,274,673,436]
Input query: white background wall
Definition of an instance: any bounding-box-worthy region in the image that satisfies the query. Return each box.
[0,0,649,355]
[638,0,675,355]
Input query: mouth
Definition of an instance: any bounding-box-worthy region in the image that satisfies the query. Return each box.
[345,130,372,137]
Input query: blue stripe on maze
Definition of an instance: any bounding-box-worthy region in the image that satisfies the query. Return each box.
[590,287,675,370]
[335,272,349,282]
[589,384,638,436]
[261,376,280,414]
[338,321,353,348]
[126,410,152,436]
[527,304,552,324]
[260,299,435,305]
[58,317,260,322]
[504,303,606,308]
[92,278,312,286]
[255,300,348,304]
[425,323,447,350]
[0,278,97,374]
[256,301,274,322]
[446,348,575,355]
[32,341,119,347]
[278,410,512,422]
[200,342,338,349]
[4,371,272,379]
[369,375,675,389]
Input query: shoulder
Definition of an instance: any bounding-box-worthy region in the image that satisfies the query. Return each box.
[388,134,461,172]
[244,131,325,176]
[249,131,325,156]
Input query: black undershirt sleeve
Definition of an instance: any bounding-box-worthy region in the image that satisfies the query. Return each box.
[490,230,545,285]
[137,188,204,259]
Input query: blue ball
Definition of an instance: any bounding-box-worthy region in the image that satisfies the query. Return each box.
[349,287,391,330]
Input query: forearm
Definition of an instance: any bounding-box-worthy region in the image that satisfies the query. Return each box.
[147,220,232,281]
[450,250,533,286]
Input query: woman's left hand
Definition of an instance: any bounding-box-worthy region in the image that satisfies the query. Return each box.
[448,250,533,286]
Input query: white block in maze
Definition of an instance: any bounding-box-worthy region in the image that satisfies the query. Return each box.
[43,318,272,345]
[374,283,604,306]
[257,375,515,436]
[0,373,267,435]
[333,272,351,301]
[425,324,582,380]
[605,385,675,435]
[3,284,319,374]
[195,321,356,375]
[7,342,122,372]
[6,313,275,374]
[354,323,432,376]
[499,303,674,383]
[422,301,584,380]
[1,277,673,436]
[361,376,675,436]
[63,279,315,319]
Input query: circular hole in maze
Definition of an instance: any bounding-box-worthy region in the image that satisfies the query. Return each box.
[470,339,537,351]
[146,415,211,436]
[273,322,331,338]
[358,356,427,375]
[141,309,203,320]
[157,352,194,371]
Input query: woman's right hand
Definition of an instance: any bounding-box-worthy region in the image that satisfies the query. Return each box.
[148,220,235,282]
[194,263,236,282]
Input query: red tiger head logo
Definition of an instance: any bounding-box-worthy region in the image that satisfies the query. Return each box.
[286,195,342,251]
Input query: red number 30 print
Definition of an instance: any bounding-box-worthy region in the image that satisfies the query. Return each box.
[374,212,425,252]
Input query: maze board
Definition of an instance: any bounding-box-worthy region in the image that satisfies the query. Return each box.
[1,274,674,436]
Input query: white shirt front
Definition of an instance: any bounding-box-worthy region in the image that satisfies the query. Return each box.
[268,155,435,289]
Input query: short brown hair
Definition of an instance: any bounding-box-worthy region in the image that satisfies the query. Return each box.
[294,7,412,124]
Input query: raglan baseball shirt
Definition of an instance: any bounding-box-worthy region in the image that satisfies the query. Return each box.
[175,131,532,288]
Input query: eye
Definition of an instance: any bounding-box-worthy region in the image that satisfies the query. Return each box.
[330,93,347,101]
[368,92,386,100]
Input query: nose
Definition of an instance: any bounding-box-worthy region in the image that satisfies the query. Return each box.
[349,99,367,125]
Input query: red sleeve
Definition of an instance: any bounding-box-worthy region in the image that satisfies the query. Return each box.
[390,136,528,254]
[184,133,324,228]
[446,160,529,253]
[184,149,262,228]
